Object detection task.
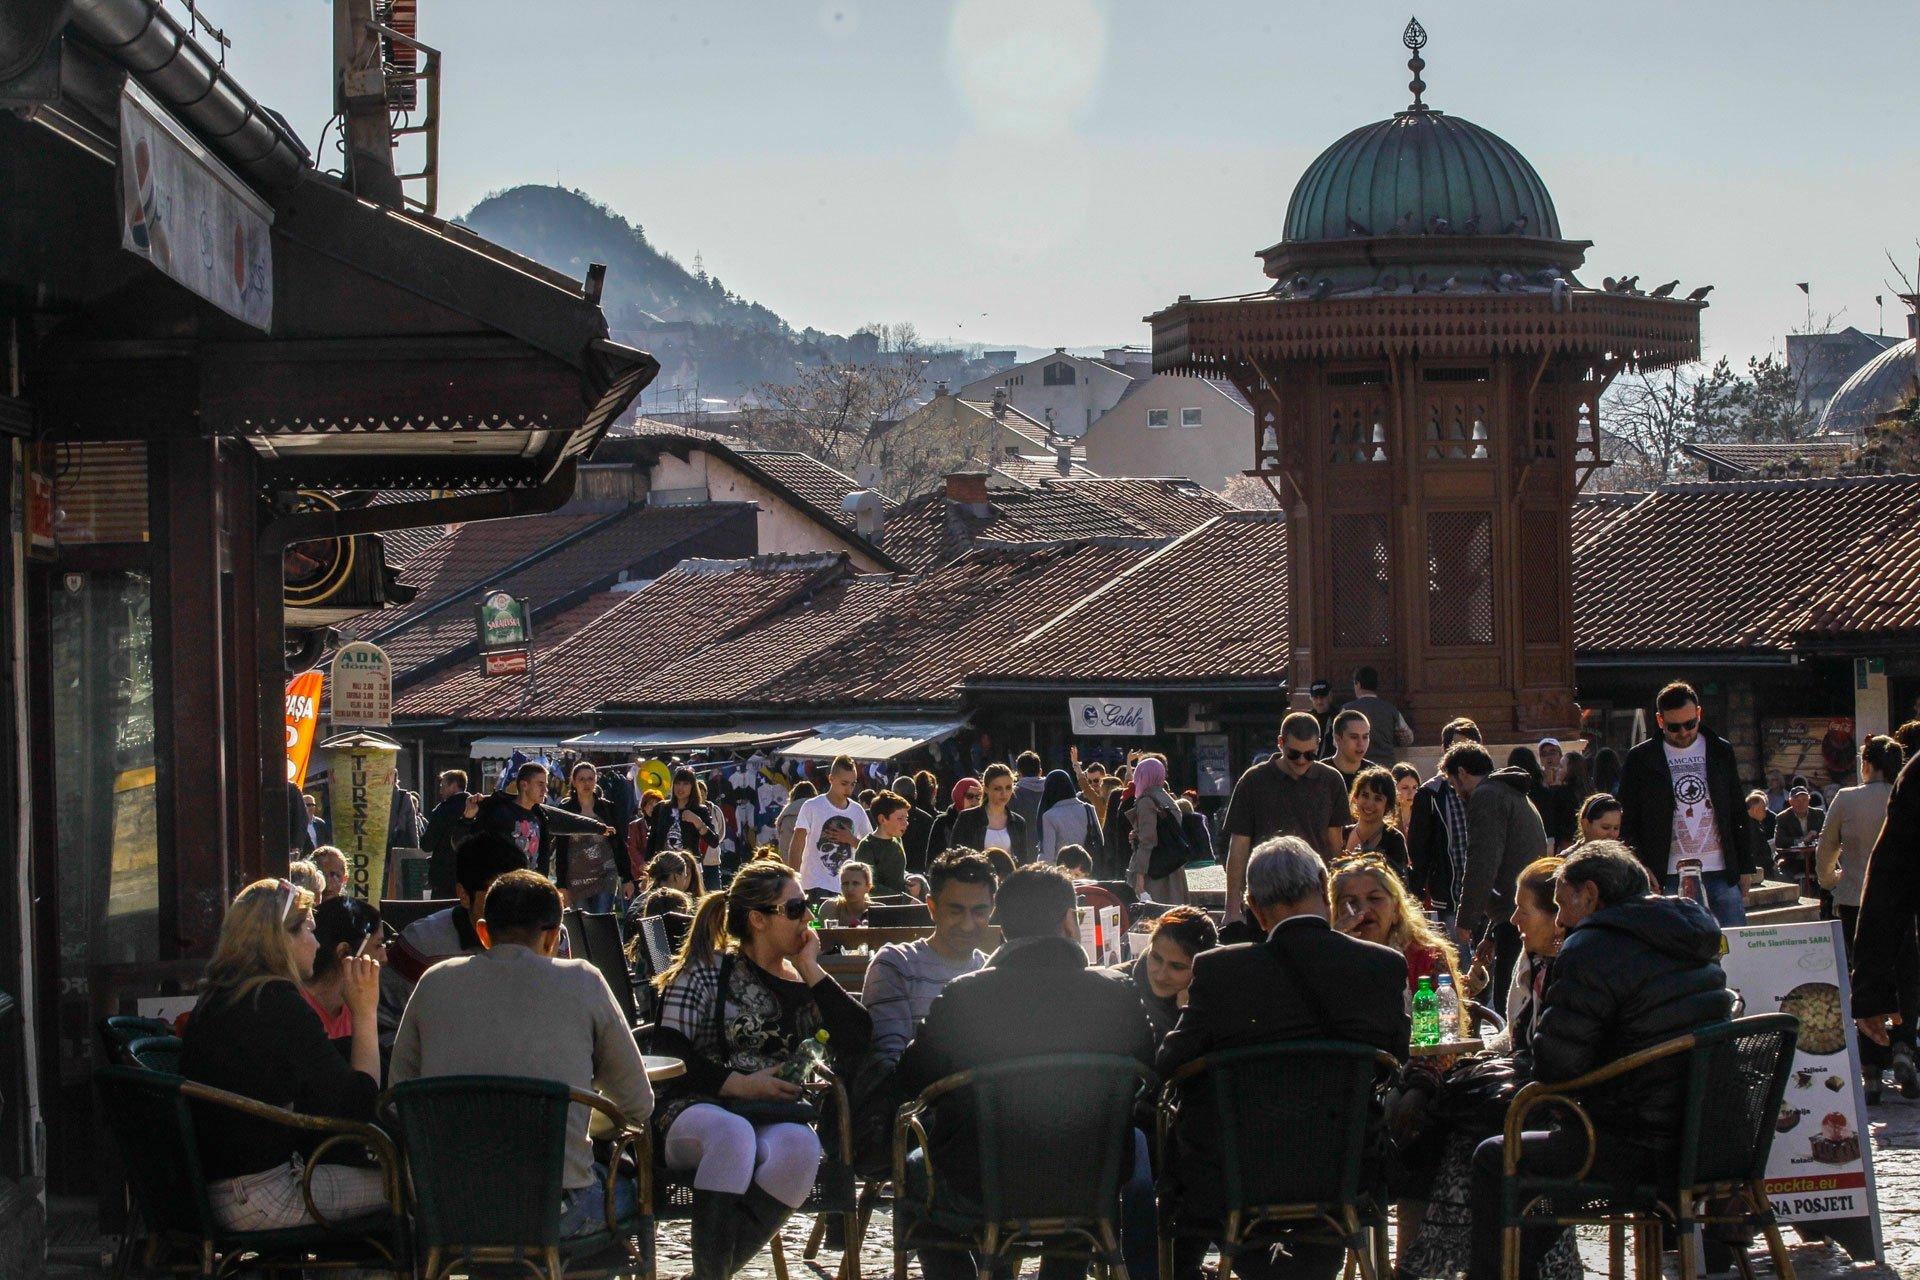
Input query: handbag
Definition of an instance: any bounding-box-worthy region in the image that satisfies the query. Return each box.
[1146,802,1193,880]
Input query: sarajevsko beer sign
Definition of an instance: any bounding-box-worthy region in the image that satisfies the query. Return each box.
[285,670,323,787]
[331,642,393,727]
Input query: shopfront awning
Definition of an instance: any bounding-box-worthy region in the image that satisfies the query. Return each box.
[562,723,816,754]
[777,719,969,764]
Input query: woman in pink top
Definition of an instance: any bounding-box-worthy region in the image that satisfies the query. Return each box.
[302,897,387,1045]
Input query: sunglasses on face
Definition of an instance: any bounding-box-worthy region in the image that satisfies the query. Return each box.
[1663,718,1699,735]
[755,898,812,921]
[1283,747,1318,763]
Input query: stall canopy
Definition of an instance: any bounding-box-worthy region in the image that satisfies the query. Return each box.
[562,723,815,754]
[778,719,970,764]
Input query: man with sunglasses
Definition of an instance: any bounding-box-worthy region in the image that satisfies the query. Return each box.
[1616,681,1756,926]
[1221,712,1353,928]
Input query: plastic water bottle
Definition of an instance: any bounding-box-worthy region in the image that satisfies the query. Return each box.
[778,1029,830,1085]
[1412,977,1439,1047]
[1435,974,1460,1043]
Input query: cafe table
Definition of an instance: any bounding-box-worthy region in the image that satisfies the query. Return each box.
[1408,1037,1483,1059]
[644,1054,687,1083]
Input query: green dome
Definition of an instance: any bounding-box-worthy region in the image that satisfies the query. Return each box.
[1284,109,1561,244]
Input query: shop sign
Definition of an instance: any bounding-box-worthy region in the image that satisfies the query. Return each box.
[483,651,529,678]
[1068,696,1156,737]
[285,670,324,787]
[1721,921,1883,1252]
[330,642,393,727]
[1194,734,1232,796]
[476,590,533,651]
[118,83,273,332]
[321,733,401,902]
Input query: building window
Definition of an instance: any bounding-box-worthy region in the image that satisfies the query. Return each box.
[1147,410,1170,429]
[1180,408,1202,428]
[1043,362,1076,386]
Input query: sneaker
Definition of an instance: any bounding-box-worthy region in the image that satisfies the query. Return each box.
[1894,1047,1920,1100]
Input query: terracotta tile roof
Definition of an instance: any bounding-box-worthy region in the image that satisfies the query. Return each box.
[880,477,1230,573]
[969,513,1290,686]
[351,503,755,680]
[395,554,851,721]
[391,590,635,722]
[1573,474,1920,657]
[1679,440,1854,476]
[1796,493,1920,642]
[733,450,871,531]
[1570,490,1645,554]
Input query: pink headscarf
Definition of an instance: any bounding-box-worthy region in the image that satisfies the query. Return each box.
[1131,756,1167,798]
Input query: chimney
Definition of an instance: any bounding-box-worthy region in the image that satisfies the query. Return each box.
[991,387,1008,418]
[945,468,992,518]
[1103,348,1129,367]
[1055,443,1073,476]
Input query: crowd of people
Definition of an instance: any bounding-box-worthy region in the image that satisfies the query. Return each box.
[163,669,1920,1280]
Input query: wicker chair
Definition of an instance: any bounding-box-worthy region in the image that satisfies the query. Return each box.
[1156,1040,1397,1280]
[95,1064,408,1278]
[125,1034,184,1076]
[383,1074,650,1280]
[1496,1014,1801,1280]
[894,1052,1150,1280]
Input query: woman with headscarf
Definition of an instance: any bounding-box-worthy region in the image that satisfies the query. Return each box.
[926,776,979,859]
[1126,755,1188,903]
[1038,768,1103,862]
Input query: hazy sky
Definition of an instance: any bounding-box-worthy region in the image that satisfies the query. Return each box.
[210,0,1916,365]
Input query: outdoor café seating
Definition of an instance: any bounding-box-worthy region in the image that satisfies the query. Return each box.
[893,1052,1149,1280]
[1492,1014,1801,1280]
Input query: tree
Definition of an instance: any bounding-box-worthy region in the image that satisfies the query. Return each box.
[1219,474,1283,510]
[1598,357,1742,488]
[738,358,926,486]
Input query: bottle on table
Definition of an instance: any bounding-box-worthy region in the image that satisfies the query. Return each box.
[1676,857,1706,909]
[1412,976,1439,1047]
[1434,973,1460,1043]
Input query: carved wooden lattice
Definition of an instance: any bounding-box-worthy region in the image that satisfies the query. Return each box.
[1328,386,1389,465]
[1520,508,1562,644]
[1422,393,1490,460]
[1427,510,1494,646]
[1331,513,1392,648]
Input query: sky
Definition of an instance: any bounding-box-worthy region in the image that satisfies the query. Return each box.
[205,0,1917,366]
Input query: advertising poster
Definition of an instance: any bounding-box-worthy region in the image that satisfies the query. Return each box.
[1077,904,1123,966]
[1720,921,1883,1258]
[322,733,400,903]
[285,670,323,787]
[330,641,393,727]
[1195,734,1232,797]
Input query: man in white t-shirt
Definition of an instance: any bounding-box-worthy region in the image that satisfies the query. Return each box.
[1615,680,1758,926]
[786,754,873,900]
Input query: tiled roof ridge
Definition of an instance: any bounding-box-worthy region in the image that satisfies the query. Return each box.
[1006,516,1229,651]
[1654,472,1920,497]
[672,551,851,577]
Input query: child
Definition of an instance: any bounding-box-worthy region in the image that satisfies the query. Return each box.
[818,861,873,927]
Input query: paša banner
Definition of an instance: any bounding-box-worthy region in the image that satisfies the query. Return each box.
[322,733,401,902]
[285,671,323,788]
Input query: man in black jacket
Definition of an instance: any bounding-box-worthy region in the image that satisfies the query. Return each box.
[469,761,614,879]
[1159,837,1409,1280]
[1468,841,1734,1280]
[421,769,479,897]
[899,865,1155,1280]
[1614,681,1756,926]
[1407,717,1482,924]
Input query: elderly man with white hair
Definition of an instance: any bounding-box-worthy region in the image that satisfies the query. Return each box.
[1156,836,1410,1280]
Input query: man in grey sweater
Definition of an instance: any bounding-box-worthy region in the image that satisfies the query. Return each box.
[863,851,996,1060]
[391,870,653,1236]
[1444,741,1550,999]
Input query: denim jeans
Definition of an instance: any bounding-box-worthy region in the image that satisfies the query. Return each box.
[558,1164,638,1238]
[1662,873,1747,927]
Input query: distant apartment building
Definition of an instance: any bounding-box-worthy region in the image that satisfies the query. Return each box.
[955,347,1139,437]
[1082,375,1255,493]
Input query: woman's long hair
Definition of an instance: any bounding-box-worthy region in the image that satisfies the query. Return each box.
[672,765,707,809]
[1329,859,1461,990]
[646,849,698,899]
[201,878,314,1011]
[654,858,795,991]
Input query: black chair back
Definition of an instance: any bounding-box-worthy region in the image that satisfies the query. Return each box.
[95,1066,215,1241]
[1197,1040,1385,1212]
[866,902,933,927]
[126,1035,183,1076]
[380,897,458,932]
[578,911,639,1025]
[387,1075,571,1255]
[953,1053,1147,1226]
[562,908,587,964]
[1679,1014,1801,1189]
[100,1015,175,1065]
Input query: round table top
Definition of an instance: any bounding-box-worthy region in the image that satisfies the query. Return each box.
[644,1055,686,1082]
[1410,1038,1483,1059]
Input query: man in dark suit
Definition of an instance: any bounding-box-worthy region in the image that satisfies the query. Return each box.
[900,864,1156,1280]
[1158,836,1410,1280]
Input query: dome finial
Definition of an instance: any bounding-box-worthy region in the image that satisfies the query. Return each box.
[1403,16,1429,111]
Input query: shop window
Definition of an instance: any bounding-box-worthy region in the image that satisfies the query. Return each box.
[1427,511,1494,645]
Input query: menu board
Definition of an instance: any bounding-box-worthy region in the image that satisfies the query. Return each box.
[1077,904,1123,967]
[1720,921,1883,1258]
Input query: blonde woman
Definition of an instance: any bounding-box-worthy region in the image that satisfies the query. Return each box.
[652,860,873,1280]
[1330,855,1470,996]
[178,878,384,1232]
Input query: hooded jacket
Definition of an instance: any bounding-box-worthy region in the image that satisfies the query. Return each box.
[1010,774,1048,832]
[1531,896,1734,1147]
[1457,767,1549,937]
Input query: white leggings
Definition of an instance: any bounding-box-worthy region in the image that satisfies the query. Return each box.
[663,1103,822,1207]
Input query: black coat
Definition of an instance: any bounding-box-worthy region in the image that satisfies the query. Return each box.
[947,806,1034,863]
[1406,776,1455,909]
[1852,752,1920,1019]
[898,935,1154,1199]
[1157,916,1410,1216]
[420,793,479,897]
[1615,730,1755,887]
[1530,896,1734,1149]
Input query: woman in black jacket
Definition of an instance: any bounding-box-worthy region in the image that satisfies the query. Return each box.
[948,763,1033,862]
[1115,906,1218,1042]
[649,766,729,891]
[180,878,386,1232]
[559,760,625,912]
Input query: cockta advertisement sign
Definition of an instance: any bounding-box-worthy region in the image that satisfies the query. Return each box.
[1720,921,1883,1261]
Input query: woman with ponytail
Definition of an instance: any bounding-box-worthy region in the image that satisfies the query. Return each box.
[652,859,872,1280]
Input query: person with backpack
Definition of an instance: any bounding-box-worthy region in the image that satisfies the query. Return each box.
[1127,755,1190,903]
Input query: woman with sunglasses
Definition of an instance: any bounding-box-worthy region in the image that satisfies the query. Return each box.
[178,879,386,1232]
[926,776,981,860]
[652,860,873,1280]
